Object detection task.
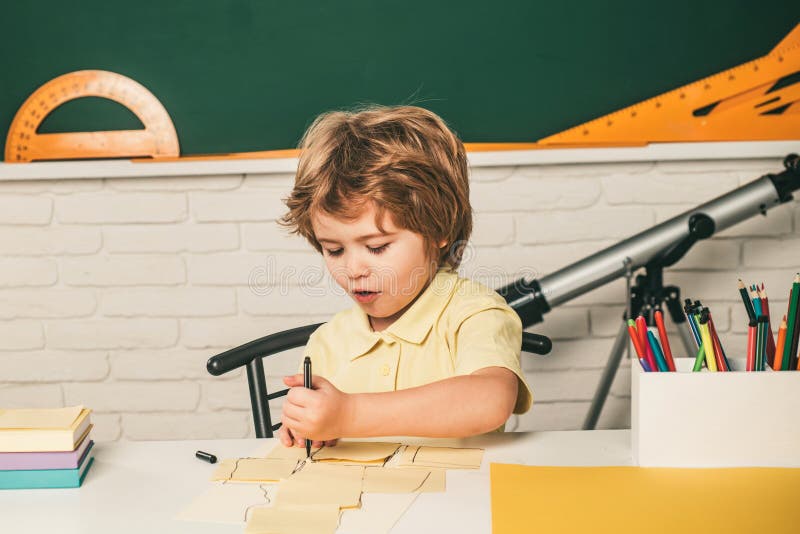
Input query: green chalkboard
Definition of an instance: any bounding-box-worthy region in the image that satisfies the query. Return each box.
[1,1,797,160]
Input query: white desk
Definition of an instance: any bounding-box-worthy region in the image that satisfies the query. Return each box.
[0,430,632,534]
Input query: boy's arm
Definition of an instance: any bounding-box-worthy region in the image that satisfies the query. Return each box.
[280,366,518,441]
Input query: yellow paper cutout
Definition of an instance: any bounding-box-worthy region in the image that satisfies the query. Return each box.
[276,463,364,509]
[211,458,298,483]
[245,503,340,534]
[397,445,483,469]
[266,441,401,465]
[313,441,401,465]
[491,463,800,534]
[362,467,445,493]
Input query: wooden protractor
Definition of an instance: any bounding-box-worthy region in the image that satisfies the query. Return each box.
[538,24,800,146]
[5,70,179,162]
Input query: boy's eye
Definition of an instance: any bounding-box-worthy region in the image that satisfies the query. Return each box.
[367,244,389,254]
[325,248,343,257]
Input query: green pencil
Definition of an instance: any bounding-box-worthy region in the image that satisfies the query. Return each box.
[755,318,764,371]
[782,274,800,371]
[781,273,800,371]
[692,344,705,372]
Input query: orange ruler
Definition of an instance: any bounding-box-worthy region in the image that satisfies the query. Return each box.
[537,24,800,146]
[5,70,179,162]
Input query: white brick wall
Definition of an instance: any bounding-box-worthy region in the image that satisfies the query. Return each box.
[1,155,798,441]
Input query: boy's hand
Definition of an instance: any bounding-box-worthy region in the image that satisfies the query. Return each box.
[276,423,337,449]
[280,374,353,443]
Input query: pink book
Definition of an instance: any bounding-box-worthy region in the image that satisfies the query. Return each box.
[0,432,93,470]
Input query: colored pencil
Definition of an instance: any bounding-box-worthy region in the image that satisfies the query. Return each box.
[746,321,757,372]
[647,330,669,372]
[706,312,729,372]
[698,318,718,372]
[760,284,776,367]
[737,279,757,323]
[709,319,728,371]
[756,317,766,371]
[692,344,705,372]
[773,316,787,371]
[792,275,800,370]
[684,300,701,347]
[782,274,800,371]
[653,310,676,372]
[636,315,657,372]
[626,319,650,372]
[750,286,762,317]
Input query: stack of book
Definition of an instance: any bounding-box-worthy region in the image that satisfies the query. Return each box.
[0,406,94,489]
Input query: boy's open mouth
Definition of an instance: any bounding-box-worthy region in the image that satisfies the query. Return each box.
[353,290,381,303]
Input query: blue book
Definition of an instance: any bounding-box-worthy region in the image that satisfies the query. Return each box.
[0,441,94,489]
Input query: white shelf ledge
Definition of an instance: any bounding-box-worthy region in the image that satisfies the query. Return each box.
[0,141,798,182]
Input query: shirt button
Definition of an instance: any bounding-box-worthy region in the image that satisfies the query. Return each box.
[380,364,391,376]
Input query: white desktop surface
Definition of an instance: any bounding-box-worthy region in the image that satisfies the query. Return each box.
[0,430,632,534]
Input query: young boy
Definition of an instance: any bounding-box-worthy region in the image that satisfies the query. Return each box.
[277,105,532,448]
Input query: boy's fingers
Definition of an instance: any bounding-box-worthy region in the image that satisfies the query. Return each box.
[281,412,307,437]
[282,402,305,423]
[310,375,330,389]
[286,386,315,407]
[278,426,294,447]
[283,374,304,387]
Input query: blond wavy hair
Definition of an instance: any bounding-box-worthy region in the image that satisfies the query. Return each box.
[279,105,472,269]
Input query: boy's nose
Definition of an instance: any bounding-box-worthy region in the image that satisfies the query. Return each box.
[345,253,371,279]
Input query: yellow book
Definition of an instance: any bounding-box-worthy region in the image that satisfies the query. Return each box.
[0,407,92,452]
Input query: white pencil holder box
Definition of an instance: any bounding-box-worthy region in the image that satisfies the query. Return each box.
[631,357,800,467]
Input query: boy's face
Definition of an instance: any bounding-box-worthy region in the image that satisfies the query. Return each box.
[312,202,442,332]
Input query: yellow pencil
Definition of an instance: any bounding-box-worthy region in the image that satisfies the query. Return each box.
[699,322,718,372]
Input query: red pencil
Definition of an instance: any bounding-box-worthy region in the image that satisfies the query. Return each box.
[636,315,658,373]
[626,319,651,372]
[710,320,728,371]
[653,310,676,372]
[746,321,757,372]
[707,313,729,372]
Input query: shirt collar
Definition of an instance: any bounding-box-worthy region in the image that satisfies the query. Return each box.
[347,268,459,360]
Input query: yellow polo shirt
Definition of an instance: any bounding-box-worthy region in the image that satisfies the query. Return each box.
[303,268,533,414]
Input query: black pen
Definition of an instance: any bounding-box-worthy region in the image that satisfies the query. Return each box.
[303,356,312,458]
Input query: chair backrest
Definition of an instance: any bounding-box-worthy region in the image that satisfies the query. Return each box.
[207,324,551,438]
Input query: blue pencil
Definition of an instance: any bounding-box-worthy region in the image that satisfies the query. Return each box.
[647,330,670,372]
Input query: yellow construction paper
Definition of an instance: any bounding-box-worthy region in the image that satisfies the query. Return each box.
[245,503,340,534]
[276,463,364,509]
[491,463,800,534]
[397,445,483,469]
[312,441,401,465]
[211,458,299,483]
[0,406,83,429]
[362,467,445,493]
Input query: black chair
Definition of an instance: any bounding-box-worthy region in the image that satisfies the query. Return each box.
[207,321,551,438]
